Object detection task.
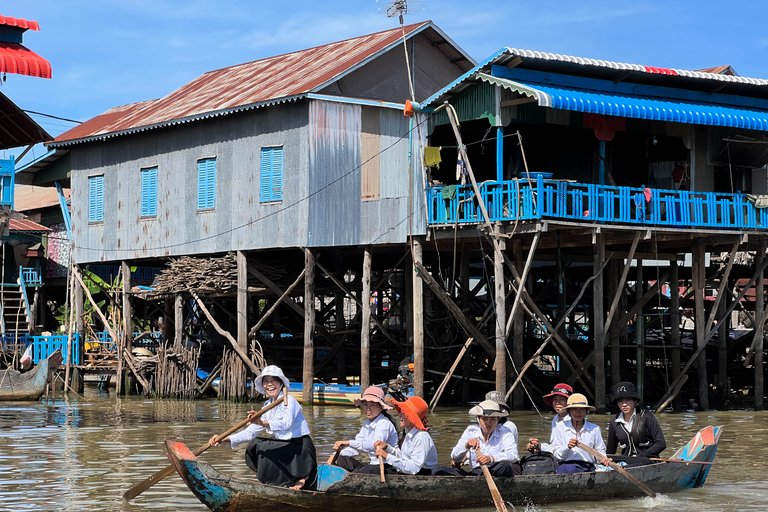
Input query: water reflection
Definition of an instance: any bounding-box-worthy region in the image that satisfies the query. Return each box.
[0,387,764,512]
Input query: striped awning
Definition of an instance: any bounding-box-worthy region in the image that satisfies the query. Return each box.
[478,73,768,131]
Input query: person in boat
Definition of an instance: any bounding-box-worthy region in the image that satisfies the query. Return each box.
[367,396,438,475]
[526,382,572,453]
[208,365,317,490]
[432,399,520,477]
[330,386,399,472]
[550,393,609,474]
[605,381,666,466]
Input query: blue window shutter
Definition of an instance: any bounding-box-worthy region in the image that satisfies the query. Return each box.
[197,158,216,209]
[89,176,104,222]
[141,167,157,216]
[260,147,283,202]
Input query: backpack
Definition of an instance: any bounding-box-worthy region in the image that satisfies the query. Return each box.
[520,451,558,475]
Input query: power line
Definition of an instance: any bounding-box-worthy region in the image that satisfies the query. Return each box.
[23,110,82,124]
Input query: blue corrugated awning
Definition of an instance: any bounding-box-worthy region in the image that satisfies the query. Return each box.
[478,73,768,131]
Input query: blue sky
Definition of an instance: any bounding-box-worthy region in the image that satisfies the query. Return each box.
[2,0,767,163]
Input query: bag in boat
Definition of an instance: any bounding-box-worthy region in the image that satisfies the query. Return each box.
[520,451,558,475]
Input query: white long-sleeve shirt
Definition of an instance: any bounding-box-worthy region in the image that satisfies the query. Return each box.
[384,427,438,475]
[340,414,399,464]
[450,422,520,469]
[541,413,570,452]
[550,419,606,463]
[228,392,311,449]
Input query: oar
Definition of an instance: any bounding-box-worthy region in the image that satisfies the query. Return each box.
[326,446,343,465]
[378,455,386,483]
[651,458,716,465]
[473,449,508,512]
[577,443,656,498]
[123,393,287,502]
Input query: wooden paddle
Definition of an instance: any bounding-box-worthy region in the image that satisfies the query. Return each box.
[473,449,508,512]
[576,443,656,498]
[123,393,288,502]
[378,455,386,483]
[650,458,715,465]
[326,446,343,465]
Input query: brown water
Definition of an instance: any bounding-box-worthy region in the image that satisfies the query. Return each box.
[0,387,765,512]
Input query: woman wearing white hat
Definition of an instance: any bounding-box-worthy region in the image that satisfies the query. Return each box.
[549,393,608,474]
[432,399,520,477]
[208,365,317,489]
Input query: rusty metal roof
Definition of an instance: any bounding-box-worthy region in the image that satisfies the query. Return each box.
[9,218,50,232]
[0,91,51,149]
[52,21,468,147]
[14,184,69,212]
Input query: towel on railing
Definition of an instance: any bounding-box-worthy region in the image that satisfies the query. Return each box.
[747,194,768,208]
[423,147,442,169]
[441,185,457,200]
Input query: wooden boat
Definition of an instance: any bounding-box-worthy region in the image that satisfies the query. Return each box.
[0,349,62,401]
[166,425,721,511]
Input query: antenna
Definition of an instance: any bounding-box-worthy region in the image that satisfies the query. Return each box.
[377,0,425,24]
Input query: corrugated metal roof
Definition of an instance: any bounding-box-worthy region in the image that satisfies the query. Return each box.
[0,91,51,149]
[51,21,465,148]
[477,74,768,131]
[9,218,50,232]
[0,41,51,78]
[14,184,69,212]
[696,65,737,76]
[0,15,40,31]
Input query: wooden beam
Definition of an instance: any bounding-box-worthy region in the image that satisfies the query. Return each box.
[429,337,473,411]
[512,238,524,409]
[593,233,606,412]
[237,251,248,354]
[755,242,765,412]
[604,231,641,334]
[248,269,306,338]
[413,239,424,397]
[303,248,316,405]
[693,246,709,411]
[361,246,372,391]
[174,294,183,347]
[494,235,507,395]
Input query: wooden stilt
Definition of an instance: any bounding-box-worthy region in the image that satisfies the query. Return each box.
[361,246,372,391]
[670,260,681,411]
[717,286,728,397]
[237,251,249,400]
[756,242,766,411]
[429,337,473,410]
[593,233,606,412]
[635,259,644,402]
[609,260,621,386]
[512,238,524,409]
[121,261,133,395]
[460,244,471,404]
[334,251,347,382]
[248,270,306,338]
[303,248,316,406]
[74,276,84,340]
[692,245,709,410]
[413,238,424,398]
[163,299,173,346]
[494,233,506,395]
[174,294,183,348]
[64,272,74,392]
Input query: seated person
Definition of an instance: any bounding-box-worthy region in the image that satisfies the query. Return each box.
[527,383,572,453]
[331,386,399,472]
[605,381,666,466]
[365,396,437,475]
[433,399,520,477]
[550,393,608,474]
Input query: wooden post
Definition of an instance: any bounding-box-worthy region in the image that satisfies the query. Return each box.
[163,299,173,345]
[512,238,524,409]
[237,251,249,400]
[593,233,606,413]
[360,247,372,390]
[303,248,316,406]
[64,272,75,391]
[121,261,132,395]
[717,284,728,397]
[334,251,347,381]
[670,260,681,411]
[494,232,506,396]
[174,293,183,348]
[461,244,471,404]
[609,260,621,386]
[413,238,424,398]
[756,242,766,411]
[693,245,709,410]
[74,275,84,360]
[635,260,644,402]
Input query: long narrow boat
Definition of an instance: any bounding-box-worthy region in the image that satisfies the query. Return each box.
[166,425,721,511]
[0,349,62,401]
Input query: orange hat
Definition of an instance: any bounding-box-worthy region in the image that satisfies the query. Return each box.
[392,396,429,431]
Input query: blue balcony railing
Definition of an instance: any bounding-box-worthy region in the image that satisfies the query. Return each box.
[427,177,768,230]
[20,266,42,286]
[28,333,81,365]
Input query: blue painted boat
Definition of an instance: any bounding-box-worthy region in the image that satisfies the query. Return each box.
[165,426,721,511]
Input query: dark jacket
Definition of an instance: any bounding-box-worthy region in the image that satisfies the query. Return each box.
[606,408,666,458]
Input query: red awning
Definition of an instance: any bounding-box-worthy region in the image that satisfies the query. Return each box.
[0,42,51,79]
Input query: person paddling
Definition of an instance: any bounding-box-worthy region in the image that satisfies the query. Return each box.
[526,383,572,453]
[550,393,608,474]
[208,365,317,490]
[605,381,666,467]
[330,386,399,472]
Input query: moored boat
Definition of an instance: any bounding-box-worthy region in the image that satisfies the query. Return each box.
[166,425,721,511]
[0,349,63,401]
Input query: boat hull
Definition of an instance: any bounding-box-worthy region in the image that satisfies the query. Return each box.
[165,425,721,512]
[0,349,62,401]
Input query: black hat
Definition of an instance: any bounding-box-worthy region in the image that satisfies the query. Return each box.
[611,381,641,404]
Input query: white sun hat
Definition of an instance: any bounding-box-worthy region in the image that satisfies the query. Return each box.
[254,365,291,394]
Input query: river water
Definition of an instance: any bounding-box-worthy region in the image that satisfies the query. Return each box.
[0,387,765,512]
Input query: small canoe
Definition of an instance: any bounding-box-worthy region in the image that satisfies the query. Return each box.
[166,425,721,512]
[0,349,63,401]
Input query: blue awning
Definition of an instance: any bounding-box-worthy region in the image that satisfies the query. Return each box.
[478,73,768,131]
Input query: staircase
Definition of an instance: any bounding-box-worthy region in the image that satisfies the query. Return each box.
[0,284,30,334]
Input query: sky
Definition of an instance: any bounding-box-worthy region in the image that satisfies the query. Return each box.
[2,0,768,164]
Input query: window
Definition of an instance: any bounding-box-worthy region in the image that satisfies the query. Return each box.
[197,157,216,210]
[260,146,283,202]
[88,175,104,222]
[140,167,158,217]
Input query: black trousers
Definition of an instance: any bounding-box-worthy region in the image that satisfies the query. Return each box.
[245,435,318,489]
[432,461,520,477]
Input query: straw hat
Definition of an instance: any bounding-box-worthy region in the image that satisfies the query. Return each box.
[565,393,596,412]
[392,396,429,431]
[354,386,392,410]
[468,399,509,418]
[542,383,573,406]
[254,365,291,394]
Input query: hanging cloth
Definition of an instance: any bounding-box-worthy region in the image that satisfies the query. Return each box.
[456,148,468,186]
[423,147,442,169]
